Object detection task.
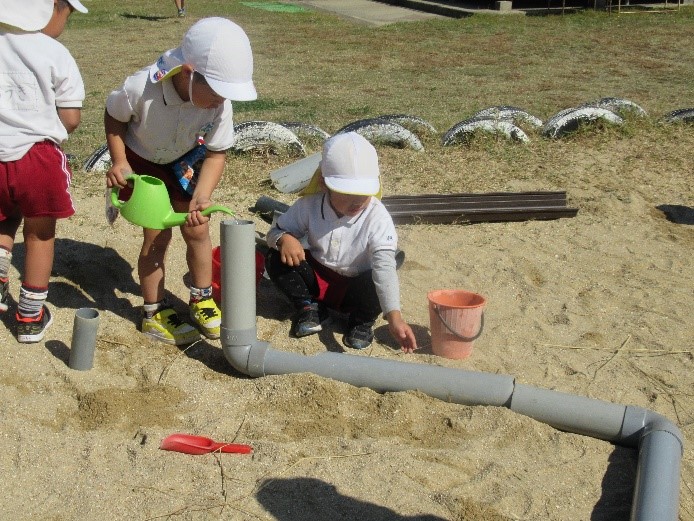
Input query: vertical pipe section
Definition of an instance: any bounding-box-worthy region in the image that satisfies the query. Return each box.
[69,307,100,370]
[631,411,683,521]
[220,219,256,370]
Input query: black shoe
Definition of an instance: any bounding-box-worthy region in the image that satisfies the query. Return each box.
[292,302,328,338]
[344,318,375,350]
[0,278,8,313]
[16,306,53,343]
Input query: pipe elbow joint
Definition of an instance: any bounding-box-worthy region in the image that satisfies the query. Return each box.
[222,341,269,378]
[621,405,684,453]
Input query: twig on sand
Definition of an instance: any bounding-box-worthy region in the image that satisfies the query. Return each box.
[590,335,631,382]
[157,340,202,384]
[97,338,131,347]
[626,359,693,426]
[539,341,691,356]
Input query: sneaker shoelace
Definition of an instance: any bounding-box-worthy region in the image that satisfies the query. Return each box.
[164,311,185,328]
[197,307,219,320]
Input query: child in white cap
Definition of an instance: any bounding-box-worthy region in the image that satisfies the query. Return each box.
[0,0,88,343]
[105,17,257,346]
[265,132,418,352]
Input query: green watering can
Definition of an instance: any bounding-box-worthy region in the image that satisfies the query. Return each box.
[111,174,235,230]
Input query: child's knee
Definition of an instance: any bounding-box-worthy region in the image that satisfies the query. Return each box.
[181,222,209,243]
[142,229,172,255]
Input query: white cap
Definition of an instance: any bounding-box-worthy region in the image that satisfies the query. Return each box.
[66,0,89,13]
[320,132,380,196]
[0,0,88,31]
[0,0,53,31]
[150,17,257,101]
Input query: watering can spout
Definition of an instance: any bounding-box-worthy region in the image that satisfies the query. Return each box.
[111,174,234,230]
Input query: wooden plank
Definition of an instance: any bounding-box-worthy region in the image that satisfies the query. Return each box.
[381,191,577,225]
[383,191,568,207]
[385,198,568,211]
[388,207,578,225]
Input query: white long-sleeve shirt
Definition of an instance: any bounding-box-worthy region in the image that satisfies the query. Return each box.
[266,192,402,314]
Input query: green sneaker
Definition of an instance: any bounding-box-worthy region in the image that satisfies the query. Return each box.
[16,305,53,343]
[142,307,199,345]
[189,297,221,339]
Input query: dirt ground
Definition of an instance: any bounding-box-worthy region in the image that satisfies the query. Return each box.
[0,128,692,521]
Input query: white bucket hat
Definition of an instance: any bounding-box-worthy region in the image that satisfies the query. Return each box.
[149,17,257,102]
[0,0,87,31]
[320,132,381,196]
[0,0,53,31]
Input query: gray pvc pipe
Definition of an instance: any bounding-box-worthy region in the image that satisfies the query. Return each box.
[69,307,100,370]
[219,219,683,521]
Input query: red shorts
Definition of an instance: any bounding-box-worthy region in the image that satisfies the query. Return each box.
[307,253,351,310]
[0,141,74,221]
[119,147,190,204]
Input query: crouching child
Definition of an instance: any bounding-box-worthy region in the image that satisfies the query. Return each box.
[265,132,417,353]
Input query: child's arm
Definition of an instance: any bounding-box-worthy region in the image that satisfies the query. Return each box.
[104,109,132,189]
[266,198,310,265]
[185,150,226,226]
[384,310,417,353]
[372,249,418,353]
[57,107,81,134]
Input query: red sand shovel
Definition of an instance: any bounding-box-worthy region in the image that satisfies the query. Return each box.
[160,433,253,455]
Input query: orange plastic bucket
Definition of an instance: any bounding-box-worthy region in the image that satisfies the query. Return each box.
[427,289,486,360]
[211,246,265,305]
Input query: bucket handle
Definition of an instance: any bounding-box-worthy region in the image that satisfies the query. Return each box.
[433,305,484,342]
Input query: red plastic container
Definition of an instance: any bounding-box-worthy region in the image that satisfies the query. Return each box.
[428,289,486,360]
[211,246,265,305]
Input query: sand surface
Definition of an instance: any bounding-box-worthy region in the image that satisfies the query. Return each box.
[0,138,692,521]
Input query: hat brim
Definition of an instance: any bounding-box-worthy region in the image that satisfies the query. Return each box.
[67,0,88,13]
[149,48,184,83]
[0,0,53,31]
[206,77,257,101]
[324,176,380,197]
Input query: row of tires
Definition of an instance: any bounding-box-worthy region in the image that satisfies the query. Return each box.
[82,98,693,172]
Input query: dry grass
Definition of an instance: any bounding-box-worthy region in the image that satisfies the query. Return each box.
[60,1,694,202]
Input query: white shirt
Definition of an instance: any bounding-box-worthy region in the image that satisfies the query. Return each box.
[267,192,402,313]
[105,67,235,164]
[0,29,85,161]
[268,192,398,276]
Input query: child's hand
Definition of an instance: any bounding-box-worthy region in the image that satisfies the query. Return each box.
[277,234,305,266]
[385,310,418,353]
[185,197,212,227]
[106,163,132,189]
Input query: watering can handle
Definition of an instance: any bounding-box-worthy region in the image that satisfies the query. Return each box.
[110,173,139,209]
[159,203,235,228]
[199,204,235,218]
[433,305,484,342]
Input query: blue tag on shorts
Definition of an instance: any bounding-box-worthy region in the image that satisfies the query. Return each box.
[171,144,206,196]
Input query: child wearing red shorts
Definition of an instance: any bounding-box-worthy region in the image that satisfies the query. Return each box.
[0,0,88,342]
